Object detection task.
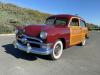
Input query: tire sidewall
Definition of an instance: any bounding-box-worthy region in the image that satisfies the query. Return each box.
[82,38,86,46]
[51,40,63,60]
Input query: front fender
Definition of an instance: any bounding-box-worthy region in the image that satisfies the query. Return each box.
[45,27,70,48]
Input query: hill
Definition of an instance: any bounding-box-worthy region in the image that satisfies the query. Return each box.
[0,2,99,33]
[0,2,51,33]
[86,23,100,31]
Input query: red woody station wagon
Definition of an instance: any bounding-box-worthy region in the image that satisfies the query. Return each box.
[13,14,89,60]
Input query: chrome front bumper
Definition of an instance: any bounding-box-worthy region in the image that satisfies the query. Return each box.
[13,41,52,55]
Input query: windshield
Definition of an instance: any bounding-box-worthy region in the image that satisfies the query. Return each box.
[46,18,55,25]
[45,17,68,25]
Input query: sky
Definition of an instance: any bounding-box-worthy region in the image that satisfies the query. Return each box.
[0,0,100,26]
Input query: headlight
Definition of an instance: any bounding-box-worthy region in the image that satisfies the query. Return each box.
[40,31,47,39]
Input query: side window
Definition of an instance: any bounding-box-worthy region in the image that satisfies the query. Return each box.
[80,20,86,27]
[70,18,79,26]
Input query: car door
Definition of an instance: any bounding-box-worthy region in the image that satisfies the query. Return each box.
[69,18,82,46]
[80,19,88,39]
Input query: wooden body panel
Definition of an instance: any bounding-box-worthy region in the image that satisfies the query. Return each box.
[68,17,88,46]
[70,26,82,46]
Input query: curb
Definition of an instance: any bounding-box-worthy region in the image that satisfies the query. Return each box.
[0,34,15,36]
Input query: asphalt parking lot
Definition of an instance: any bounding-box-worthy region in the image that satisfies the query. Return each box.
[0,31,100,75]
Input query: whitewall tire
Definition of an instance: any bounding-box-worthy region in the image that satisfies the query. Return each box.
[81,38,86,46]
[50,40,63,60]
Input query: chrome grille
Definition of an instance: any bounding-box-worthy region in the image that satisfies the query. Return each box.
[17,34,43,48]
[23,35,43,43]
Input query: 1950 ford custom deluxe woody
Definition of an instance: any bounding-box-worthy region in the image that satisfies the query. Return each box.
[13,14,88,60]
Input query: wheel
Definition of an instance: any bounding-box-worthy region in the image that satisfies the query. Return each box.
[86,34,89,39]
[50,40,63,60]
[80,37,86,46]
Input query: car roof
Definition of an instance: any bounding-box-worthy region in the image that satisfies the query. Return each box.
[49,14,84,20]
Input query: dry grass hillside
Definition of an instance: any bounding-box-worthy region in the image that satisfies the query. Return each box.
[0,2,99,33]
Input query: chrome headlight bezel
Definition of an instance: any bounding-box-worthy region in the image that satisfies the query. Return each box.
[40,31,47,39]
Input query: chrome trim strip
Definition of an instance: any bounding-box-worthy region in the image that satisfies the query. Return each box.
[17,38,42,45]
[28,41,42,45]
[23,34,43,43]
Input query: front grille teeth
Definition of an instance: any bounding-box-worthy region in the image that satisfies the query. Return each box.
[17,34,43,48]
[23,35,43,43]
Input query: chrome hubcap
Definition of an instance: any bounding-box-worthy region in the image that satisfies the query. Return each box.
[54,44,61,56]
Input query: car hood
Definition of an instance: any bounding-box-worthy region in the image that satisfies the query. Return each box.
[24,24,54,37]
